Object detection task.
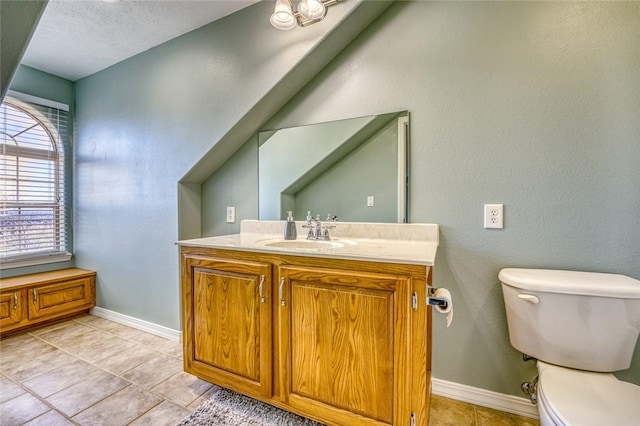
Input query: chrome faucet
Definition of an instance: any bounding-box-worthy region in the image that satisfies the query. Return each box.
[302,211,337,240]
[302,211,316,240]
[321,214,337,240]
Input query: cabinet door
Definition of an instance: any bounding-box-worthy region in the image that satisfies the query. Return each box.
[0,290,25,330]
[28,277,95,320]
[183,255,272,398]
[278,266,412,426]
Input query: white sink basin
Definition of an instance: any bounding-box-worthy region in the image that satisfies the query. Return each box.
[258,239,354,251]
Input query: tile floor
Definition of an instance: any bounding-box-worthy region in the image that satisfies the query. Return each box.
[0,314,539,426]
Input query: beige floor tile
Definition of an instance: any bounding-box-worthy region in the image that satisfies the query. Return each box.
[186,385,222,411]
[43,326,114,352]
[89,319,148,340]
[127,333,182,356]
[45,370,128,416]
[0,377,26,403]
[429,395,476,426]
[34,321,94,344]
[2,349,78,382]
[121,354,182,389]
[63,332,136,363]
[0,332,40,352]
[72,385,162,425]
[0,338,57,371]
[94,343,158,374]
[22,359,102,398]
[128,332,182,358]
[151,371,214,407]
[476,406,540,426]
[23,409,75,426]
[128,400,191,426]
[73,314,115,328]
[29,320,79,336]
[0,392,50,425]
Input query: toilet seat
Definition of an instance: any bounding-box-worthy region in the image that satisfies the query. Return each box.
[537,362,640,426]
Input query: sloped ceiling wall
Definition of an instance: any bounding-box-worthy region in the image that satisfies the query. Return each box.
[0,0,47,100]
[73,1,393,330]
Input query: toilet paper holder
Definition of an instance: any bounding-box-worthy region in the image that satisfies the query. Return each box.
[426,286,448,307]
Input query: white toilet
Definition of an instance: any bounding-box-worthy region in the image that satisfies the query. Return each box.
[499,268,640,426]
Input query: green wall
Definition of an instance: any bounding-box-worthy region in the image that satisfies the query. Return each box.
[72,1,373,331]
[2,65,75,278]
[9,65,74,107]
[198,0,640,396]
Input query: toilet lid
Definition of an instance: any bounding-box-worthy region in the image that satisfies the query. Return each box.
[538,364,640,426]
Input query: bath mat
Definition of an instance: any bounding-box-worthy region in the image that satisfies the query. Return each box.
[177,388,324,426]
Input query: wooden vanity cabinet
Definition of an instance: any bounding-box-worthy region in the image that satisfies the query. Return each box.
[181,247,432,426]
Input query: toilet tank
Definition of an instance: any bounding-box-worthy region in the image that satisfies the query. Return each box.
[499,268,640,372]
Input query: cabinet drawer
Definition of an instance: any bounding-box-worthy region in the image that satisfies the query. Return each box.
[28,277,95,320]
[0,290,25,329]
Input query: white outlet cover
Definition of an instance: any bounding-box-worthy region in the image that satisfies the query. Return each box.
[484,204,503,229]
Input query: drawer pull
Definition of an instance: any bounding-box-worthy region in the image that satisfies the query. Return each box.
[259,275,266,303]
[13,292,18,310]
[33,288,37,304]
[279,277,286,307]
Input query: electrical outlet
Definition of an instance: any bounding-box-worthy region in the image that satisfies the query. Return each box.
[367,196,375,207]
[226,206,236,223]
[484,204,503,229]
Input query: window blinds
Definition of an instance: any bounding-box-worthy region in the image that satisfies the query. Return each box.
[0,96,71,267]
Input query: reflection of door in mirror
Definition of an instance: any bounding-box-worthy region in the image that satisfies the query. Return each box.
[258,112,408,223]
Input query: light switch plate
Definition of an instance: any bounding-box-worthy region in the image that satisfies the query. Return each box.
[226,206,236,223]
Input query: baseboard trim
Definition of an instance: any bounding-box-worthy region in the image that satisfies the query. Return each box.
[90,306,182,342]
[432,378,539,419]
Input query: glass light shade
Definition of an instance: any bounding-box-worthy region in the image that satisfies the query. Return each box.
[270,0,297,30]
[298,0,326,20]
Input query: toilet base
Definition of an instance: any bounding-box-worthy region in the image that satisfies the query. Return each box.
[535,361,640,426]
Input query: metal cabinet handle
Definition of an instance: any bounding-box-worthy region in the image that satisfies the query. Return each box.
[258,275,265,303]
[517,293,540,304]
[279,277,286,307]
[13,292,18,310]
[32,288,37,304]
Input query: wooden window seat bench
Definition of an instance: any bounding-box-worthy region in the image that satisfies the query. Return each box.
[0,268,96,337]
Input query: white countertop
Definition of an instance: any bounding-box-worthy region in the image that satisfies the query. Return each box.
[177,220,438,266]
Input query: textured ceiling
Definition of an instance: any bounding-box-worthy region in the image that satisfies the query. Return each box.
[21,0,260,82]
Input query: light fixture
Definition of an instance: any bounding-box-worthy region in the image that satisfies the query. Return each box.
[270,0,341,30]
[270,0,297,30]
[298,0,326,20]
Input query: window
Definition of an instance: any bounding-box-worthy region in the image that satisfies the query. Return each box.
[0,95,71,268]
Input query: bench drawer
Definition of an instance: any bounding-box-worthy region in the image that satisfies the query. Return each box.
[28,278,94,320]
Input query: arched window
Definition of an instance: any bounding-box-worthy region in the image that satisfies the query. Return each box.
[1,96,71,267]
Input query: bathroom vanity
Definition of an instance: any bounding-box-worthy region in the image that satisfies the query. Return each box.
[178,220,438,426]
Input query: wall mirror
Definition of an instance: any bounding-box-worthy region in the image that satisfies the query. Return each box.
[258,111,409,223]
